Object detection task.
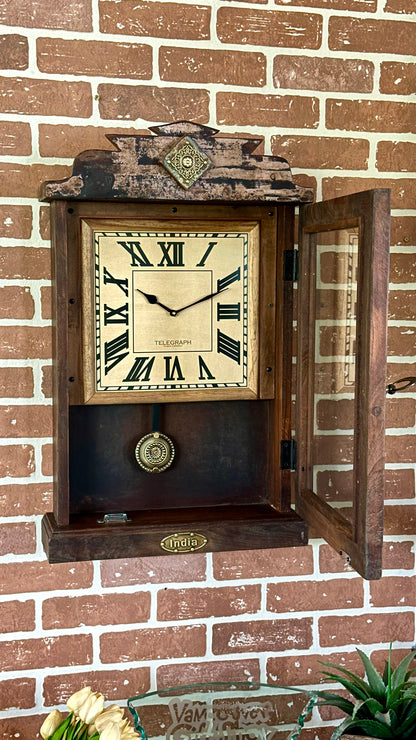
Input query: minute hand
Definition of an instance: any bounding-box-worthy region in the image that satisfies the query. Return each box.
[174,287,228,315]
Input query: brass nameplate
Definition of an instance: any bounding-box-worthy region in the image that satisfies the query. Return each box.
[160,531,208,554]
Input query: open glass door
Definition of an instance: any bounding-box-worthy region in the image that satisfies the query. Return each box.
[296,189,390,579]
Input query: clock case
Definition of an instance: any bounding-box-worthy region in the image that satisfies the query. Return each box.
[40,121,390,579]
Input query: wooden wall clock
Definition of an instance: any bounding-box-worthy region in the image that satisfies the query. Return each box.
[40,121,390,579]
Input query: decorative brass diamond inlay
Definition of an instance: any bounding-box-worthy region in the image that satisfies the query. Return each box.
[162,136,211,190]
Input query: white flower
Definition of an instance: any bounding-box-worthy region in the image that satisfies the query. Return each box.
[94,705,124,733]
[67,687,93,714]
[40,710,62,739]
[78,692,105,724]
[99,721,121,740]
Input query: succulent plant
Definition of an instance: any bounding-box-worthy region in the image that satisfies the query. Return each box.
[314,646,416,739]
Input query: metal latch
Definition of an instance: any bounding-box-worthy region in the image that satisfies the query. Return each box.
[281,439,297,471]
[97,512,132,524]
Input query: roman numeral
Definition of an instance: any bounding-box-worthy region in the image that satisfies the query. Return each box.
[217,267,240,292]
[123,356,155,382]
[198,355,215,380]
[117,241,153,267]
[103,267,128,296]
[104,330,129,374]
[164,355,185,381]
[217,303,241,321]
[196,241,217,267]
[217,330,240,364]
[157,241,184,267]
[103,303,129,325]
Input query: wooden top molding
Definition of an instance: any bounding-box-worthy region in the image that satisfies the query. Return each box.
[40,121,314,204]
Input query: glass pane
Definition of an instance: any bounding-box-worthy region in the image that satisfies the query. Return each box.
[128,682,315,740]
[312,227,359,520]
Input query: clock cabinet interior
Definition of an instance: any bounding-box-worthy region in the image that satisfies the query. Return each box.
[41,122,390,579]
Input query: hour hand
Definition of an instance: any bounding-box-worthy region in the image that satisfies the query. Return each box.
[174,287,228,315]
[136,288,175,315]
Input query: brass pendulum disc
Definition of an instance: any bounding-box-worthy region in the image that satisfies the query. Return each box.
[135,431,175,473]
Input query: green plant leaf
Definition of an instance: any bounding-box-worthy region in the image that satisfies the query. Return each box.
[319,659,372,698]
[50,715,72,740]
[357,648,387,700]
[391,650,416,691]
[319,670,370,701]
[313,690,355,715]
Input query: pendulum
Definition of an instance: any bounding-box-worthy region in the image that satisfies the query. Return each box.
[134,404,175,473]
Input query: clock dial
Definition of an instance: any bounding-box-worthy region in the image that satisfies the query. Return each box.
[81,220,260,403]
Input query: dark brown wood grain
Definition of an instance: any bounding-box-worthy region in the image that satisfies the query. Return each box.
[296,189,390,580]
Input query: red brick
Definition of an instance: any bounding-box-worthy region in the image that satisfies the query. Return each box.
[217,92,319,128]
[0,522,36,555]
[315,470,353,503]
[157,659,261,687]
[329,17,416,55]
[370,575,416,607]
[41,443,52,477]
[158,585,261,621]
[101,554,206,586]
[377,141,416,172]
[0,326,52,359]
[37,38,152,79]
[380,61,416,96]
[43,591,151,629]
[389,251,416,282]
[0,286,34,319]
[39,206,50,240]
[271,135,369,170]
[388,326,416,356]
[267,579,363,613]
[319,611,414,647]
[385,468,415,499]
[0,205,32,239]
[0,715,46,740]
[0,77,92,117]
[319,545,355,575]
[212,546,314,579]
[0,634,92,671]
[275,0,375,7]
[384,0,414,11]
[0,483,52,515]
[0,35,28,70]
[0,405,52,437]
[0,367,33,398]
[100,1,210,39]
[98,84,209,123]
[0,163,71,198]
[100,624,206,662]
[0,121,31,155]
[0,677,36,710]
[0,444,34,478]
[0,0,92,31]
[217,8,322,48]
[43,667,150,707]
[41,285,51,320]
[0,599,35,633]
[160,47,266,87]
[383,502,416,534]
[326,99,416,134]
[38,124,146,158]
[0,246,50,280]
[213,618,313,654]
[313,435,353,466]
[273,56,373,92]
[41,365,52,398]
[0,561,93,595]
[322,177,414,209]
[389,291,416,322]
[267,649,364,686]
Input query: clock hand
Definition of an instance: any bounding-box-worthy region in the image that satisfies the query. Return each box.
[136,288,175,315]
[174,287,229,315]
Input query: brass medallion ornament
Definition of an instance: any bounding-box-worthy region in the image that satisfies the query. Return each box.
[162,136,211,189]
[135,432,175,473]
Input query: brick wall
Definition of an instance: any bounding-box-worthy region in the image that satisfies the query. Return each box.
[0,0,415,737]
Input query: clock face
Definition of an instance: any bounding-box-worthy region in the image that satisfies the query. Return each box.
[81,220,260,403]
